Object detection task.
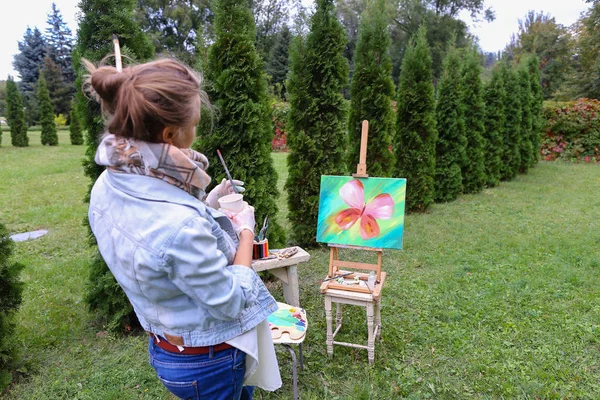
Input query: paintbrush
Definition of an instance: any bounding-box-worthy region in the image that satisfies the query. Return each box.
[216,149,238,194]
[321,272,353,282]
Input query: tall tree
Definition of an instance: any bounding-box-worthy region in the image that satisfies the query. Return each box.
[45,3,75,85]
[499,63,521,181]
[0,223,25,391]
[13,27,46,94]
[136,0,213,66]
[5,78,29,147]
[482,65,505,187]
[75,0,154,333]
[253,0,298,60]
[286,0,349,245]
[197,0,285,246]
[563,0,600,99]
[265,24,292,98]
[460,47,486,194]
[528,55,543,166]
[389,0,494,81]
[42,56,71,117]
[38,74,58,146]
[13,27,46,126]
[393,25,437,212]
[517,65,534,173]
[505,11,572,99]
[434,43,466,202]
[347,0,395,178]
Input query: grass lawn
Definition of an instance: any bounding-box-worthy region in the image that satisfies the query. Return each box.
[2,132,600,399]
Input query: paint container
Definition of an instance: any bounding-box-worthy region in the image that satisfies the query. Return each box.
[218,193,244,212]
[253,239,269,260]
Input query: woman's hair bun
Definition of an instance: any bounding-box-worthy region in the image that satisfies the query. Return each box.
[90,66,130,105]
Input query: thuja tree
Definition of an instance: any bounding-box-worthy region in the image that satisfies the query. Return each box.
[5,77,28,147]
[482,65,505,187]
[499,63,521,181]
[0,223,24,391]
[198,0,285,247]
[517,66,534,172]
[434,44,466,202]
[393,26,437,212]
[38,74,58,146]
[528,55,543,166]
[347,0,395,177]
[285,0,349,245]
[69,100,84,145]
[460,47,486,194]
[75,0,154,332]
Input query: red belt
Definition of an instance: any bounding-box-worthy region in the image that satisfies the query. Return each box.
[150,334,233,355]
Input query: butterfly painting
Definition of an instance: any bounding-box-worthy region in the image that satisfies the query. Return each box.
[317,176,406,249]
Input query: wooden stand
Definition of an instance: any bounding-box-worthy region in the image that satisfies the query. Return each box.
[320,120,387,364]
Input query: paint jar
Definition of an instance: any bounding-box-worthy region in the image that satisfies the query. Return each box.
[252,239,269,260]
[218,193,244,212]
[368,271,377,287]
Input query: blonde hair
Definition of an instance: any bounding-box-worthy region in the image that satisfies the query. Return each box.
[83,58,210,142]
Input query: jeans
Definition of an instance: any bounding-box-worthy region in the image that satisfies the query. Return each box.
[148,336,254,400]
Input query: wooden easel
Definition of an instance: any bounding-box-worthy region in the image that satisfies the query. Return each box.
[319,120,386,301]
[319,120,388,364]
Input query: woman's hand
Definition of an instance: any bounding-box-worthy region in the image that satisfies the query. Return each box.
[205,178,245,209]
[220,202,255,236]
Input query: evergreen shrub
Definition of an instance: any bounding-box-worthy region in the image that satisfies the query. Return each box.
[541,98,600,163]
[285,0,349,245]
[393,26,437,212]
[69,101,83,145]
[197,0,285,247]
[38,74,59,146]
[434,45,466,202]
[482,65,505,187]
[460,47,486,194]
[0,223,24,390]
[347,0,395,178]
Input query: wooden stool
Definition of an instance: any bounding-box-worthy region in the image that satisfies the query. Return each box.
[320,245,385,364]
[268,302,308,400]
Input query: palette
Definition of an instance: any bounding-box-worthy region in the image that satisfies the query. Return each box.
[268,302,307,340]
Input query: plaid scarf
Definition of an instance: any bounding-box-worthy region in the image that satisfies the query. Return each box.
[95,134,212,200]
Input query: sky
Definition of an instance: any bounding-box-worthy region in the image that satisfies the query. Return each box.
[0,0,593,79]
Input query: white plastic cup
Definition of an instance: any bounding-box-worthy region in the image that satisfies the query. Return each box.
[218,193,244,212]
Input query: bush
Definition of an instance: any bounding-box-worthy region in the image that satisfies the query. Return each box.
[541,99,600,163]
[0,223,25,390]
[271,101,289,151]
[54,114,67,129]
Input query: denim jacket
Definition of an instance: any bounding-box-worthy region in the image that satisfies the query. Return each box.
[89,170,278,347]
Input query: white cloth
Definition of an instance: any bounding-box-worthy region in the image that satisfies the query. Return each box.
[227,320,282,391]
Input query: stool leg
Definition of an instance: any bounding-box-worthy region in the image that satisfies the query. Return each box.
[335,303,343,329]
[283,344,298,400]
[375,299,382,341]
[325,295,334,356]
[367,302,375,365]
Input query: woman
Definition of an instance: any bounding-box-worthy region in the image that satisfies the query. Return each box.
[85,58,281,399]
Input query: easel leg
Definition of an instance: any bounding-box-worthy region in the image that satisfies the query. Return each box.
[335,303,342,329]
[325,295,333,356]
[367,302,375,365]
[375,299,382,341]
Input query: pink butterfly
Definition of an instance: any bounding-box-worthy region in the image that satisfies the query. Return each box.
[334,180,395,239]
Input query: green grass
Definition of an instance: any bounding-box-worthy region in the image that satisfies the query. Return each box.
[2,137,600,399]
